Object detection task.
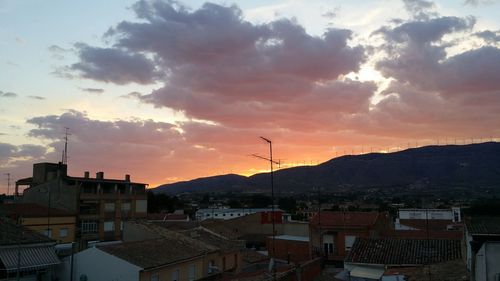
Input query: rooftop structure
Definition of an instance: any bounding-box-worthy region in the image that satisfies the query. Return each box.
[20,162,148,248]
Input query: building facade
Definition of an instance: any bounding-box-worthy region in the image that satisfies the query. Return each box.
[20,162,148,248]
[309,211,391,263]
[0,203,76,244]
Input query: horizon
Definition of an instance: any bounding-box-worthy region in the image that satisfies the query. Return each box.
[1,0,500,192]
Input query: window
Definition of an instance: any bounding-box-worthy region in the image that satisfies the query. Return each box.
[59,228,68,238]
[208,260,217,274]
[188,264,196,281]
[171,269,179,281]
[105,203,115,212]
[136,200,147,213]
[80,220,98,234]
[345,235,356,251]
[206,214,210,217]
[151,273,159,281]
[323,234,334,255]
[43,229,52,238]
[104,221,114,232]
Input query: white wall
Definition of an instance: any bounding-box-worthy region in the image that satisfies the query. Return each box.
[398,209,453,220]
[57,247,141,281]
[475,242,500,281]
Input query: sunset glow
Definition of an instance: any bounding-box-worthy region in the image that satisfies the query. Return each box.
[1,0,500,192]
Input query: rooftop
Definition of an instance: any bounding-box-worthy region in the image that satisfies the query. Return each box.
[310,211,382,227]
[99,237,210,269]
[466,216,500,235]
[346,237,461,266]
[0,203,74,218]
[0,217,54,246]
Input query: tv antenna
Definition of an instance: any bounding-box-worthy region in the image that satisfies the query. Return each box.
[62,127,71,164]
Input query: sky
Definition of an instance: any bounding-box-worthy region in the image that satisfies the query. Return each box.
[1,0,500,193]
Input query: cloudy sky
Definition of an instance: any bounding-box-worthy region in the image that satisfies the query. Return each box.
[1,0,500,192]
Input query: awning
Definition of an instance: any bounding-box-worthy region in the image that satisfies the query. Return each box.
[350,266,385,280]
[0,245,61,272]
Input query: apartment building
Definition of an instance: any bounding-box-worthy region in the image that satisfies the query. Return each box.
[20,162,147,248]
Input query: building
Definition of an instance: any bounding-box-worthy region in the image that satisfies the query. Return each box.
[474,241,500,281]
[309,211,391,263]
[395,207,462,231]
[0,217,61,280]
[20,162,148,248]
[465,216,500,280]
[199,212,309,250]
[58,220,245,281]
[339,237,465,281]
[0,203,76,243]
[195,208,283,221]
[266,235,310,264]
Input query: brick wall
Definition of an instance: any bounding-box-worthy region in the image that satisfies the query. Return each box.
[267,238,311,263]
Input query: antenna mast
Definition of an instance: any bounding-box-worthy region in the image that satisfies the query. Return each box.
[62,127,70,165]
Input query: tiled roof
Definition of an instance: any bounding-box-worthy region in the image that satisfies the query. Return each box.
[179,227,244,253]
[0,217,54,246]
[310,212,381,227]
[466,216,500,235]
[128,221,243,253]
[0,203,74,218]
[99,237,212,269]
[346,238,461,266]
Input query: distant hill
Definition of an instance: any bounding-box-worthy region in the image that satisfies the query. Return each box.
[153,142,500,195]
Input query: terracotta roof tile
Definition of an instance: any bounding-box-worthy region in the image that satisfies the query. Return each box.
[99,237,210,269]
[346,237,461,266]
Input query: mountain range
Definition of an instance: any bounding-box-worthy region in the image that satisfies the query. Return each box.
[153,142,500,195]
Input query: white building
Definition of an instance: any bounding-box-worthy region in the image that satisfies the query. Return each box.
[195,208,281,221]
[475,242,500,281]
[395,207,461,230]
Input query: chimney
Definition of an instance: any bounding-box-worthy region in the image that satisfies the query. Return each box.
[84,171,90,178]
[125,174,130,182]
[96,172,104,179]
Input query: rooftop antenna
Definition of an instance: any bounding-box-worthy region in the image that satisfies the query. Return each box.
[251,137,278,281]
[62,127,71,165]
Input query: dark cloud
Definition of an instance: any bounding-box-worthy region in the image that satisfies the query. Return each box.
[376,16,475,44]
[71,43,162,84]
[0,91,17,98]
[402,0,436,19]
[79,87,105,94]
[0,142,48,166]
[474,30,500,43]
